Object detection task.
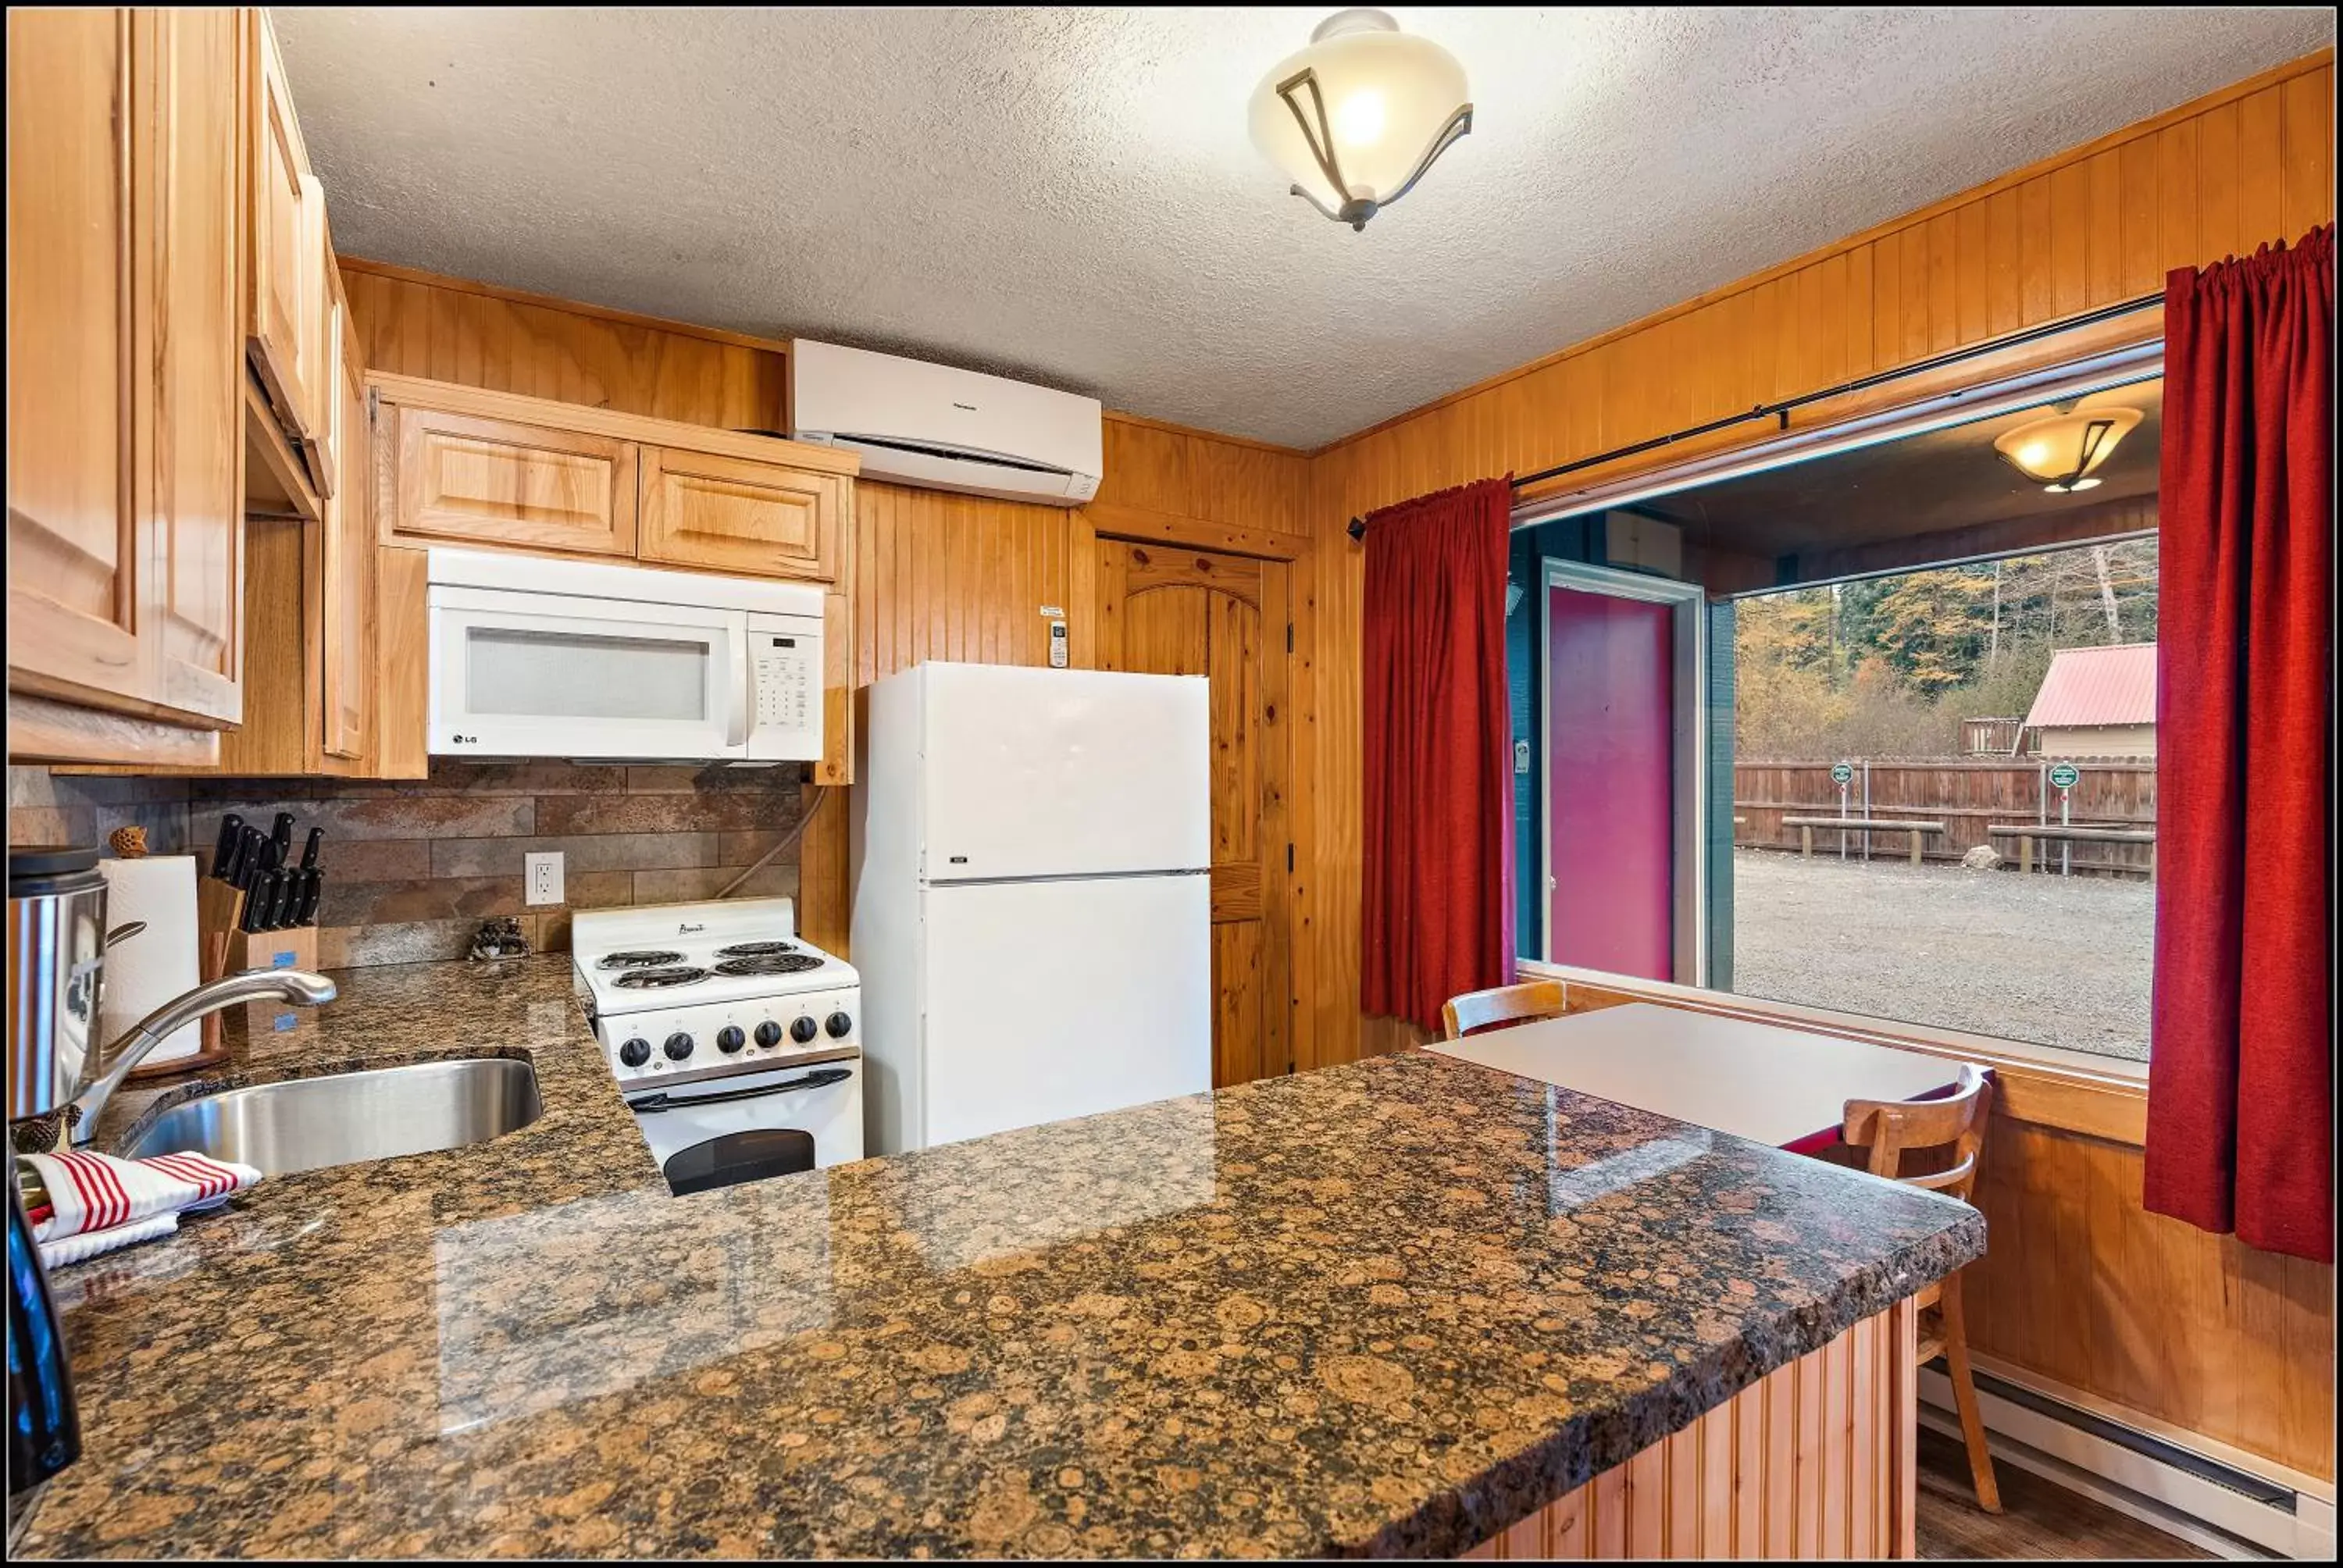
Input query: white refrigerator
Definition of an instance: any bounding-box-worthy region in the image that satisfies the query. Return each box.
[850,661,1212,1154]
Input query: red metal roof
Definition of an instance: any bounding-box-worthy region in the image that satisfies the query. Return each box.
[2024,643,2158,729]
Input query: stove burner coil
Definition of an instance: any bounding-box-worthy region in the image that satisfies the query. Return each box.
[714,940,799,958]
[597,950,686,971]
[611,965,711,989]
[713,954,824,977]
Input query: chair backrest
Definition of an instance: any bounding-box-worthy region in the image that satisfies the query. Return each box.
[1842,1064,1993,1201]
[1439,980,1567,1041]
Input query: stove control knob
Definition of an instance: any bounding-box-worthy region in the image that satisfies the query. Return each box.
[664,1032,695,1061]
[754,1021,784,1049]
[618,1038,651,1068]
[789,1015,819,1045]
[826,1011,854,1039]
[716,1025,746,1053]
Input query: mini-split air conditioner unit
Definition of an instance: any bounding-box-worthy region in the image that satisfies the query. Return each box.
[788,339,1103,507]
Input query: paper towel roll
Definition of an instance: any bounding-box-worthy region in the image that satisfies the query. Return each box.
[98,854,202,1067]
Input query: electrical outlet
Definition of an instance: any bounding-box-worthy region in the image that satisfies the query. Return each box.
[524,850,564,906]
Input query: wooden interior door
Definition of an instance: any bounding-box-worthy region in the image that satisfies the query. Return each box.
[1096,541,1292,1088]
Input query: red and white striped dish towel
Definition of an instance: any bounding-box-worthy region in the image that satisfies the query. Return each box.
[22,1149,262,1268]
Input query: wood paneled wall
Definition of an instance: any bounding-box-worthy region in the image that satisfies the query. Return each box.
[342,258,790,431]
[1303,50,2335,1478]
[1964,1121,2334,1482]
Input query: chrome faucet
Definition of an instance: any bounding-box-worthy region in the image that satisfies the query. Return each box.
[66,969,338,1146]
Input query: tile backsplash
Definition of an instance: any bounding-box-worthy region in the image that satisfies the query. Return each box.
[8,762,805,968]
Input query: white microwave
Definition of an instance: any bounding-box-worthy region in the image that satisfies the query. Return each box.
[425,548,825,762]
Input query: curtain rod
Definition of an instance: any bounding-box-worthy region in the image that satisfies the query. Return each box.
[1344,290,2164,540]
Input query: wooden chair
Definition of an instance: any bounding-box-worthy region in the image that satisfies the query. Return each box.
[1439,980,1567,1040]
[1842,1064,2003,1514]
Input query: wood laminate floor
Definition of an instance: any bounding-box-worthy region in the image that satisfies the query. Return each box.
[1914,1428,2220,1560]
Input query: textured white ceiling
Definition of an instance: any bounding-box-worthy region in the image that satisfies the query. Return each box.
[274,7,2334,449]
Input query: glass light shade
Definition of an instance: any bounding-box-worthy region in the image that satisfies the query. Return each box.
[1248,9,1471,230]
[1992,406,2143,492]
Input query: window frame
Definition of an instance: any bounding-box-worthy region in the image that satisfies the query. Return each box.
[1502,334,2167,1088]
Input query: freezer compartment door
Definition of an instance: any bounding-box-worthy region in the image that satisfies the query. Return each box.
[921,874,1211,1147]
[918,662,1208,880]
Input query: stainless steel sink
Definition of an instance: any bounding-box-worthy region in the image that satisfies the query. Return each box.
[121,1058,543,1177]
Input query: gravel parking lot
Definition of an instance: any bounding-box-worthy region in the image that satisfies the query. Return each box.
[1728,848,2153,1061]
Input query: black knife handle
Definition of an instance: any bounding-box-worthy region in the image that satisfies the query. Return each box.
[294,868,323,926]
[300,826,324,871]
[270,811,296,852]
[237,873,269,934]
[234,827,266,890]
[211,813,244,879]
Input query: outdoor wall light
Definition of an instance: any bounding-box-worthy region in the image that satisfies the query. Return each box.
[1247,9,1472,232]
[1992,404,2144,493]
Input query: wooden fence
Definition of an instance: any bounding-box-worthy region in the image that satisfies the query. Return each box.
[1734,757,2156,878]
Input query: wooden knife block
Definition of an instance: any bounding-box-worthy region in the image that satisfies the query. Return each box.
[130,878,312,1079]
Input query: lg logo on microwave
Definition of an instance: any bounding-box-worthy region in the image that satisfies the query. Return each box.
[449,733,478,745]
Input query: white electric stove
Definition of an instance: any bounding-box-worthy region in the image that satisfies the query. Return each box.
[572,897,863,1192]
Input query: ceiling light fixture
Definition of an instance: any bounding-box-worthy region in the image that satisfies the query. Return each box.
[1247,9,1472,232]
[1992,404,2144,493]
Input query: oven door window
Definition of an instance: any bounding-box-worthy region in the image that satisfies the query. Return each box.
[664,1129,815,1195]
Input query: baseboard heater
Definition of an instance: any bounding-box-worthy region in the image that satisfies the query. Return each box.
[1920,1363,2334,1559]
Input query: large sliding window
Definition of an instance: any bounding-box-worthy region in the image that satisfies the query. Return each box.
[1507,365,2161,1064]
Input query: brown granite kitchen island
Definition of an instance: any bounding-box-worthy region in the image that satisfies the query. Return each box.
[18,957,1980,1559]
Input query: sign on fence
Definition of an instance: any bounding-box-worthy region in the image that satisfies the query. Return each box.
[2048,762,2080,789]
[1830,762,1854,785]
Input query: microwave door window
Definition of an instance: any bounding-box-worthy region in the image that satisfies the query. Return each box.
[465,627,710,722]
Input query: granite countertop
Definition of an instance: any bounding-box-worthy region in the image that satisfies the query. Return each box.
[20,957,1982,1559]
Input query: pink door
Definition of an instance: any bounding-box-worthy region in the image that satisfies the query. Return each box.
[1546,584,1674,980]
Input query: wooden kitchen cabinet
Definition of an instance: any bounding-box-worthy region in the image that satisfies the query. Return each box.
[373,376,855,585]
[5,7,246,765]
[7,10,145,714]
[317,296,372,763]
[146,5,248,726]
[639,445,844,580]
[392,404,641,557]
[244,8,319,445]
[300,191,341,501]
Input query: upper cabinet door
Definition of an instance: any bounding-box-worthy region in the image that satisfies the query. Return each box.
[319,305,372,761]
[637,446,843,582]
[393,404,639,556]
[245,10,316,442]
[297,176,336,497]
[6,9,148,707]
[145,6,245,724]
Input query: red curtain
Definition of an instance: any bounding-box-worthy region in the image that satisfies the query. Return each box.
[1361,476,1516,1032]
[2145,226,2334,1263]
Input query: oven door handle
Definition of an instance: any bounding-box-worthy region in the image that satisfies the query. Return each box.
[627,1067,854,1114]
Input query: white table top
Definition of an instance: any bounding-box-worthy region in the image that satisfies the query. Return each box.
[1428,1002,1967,1149]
